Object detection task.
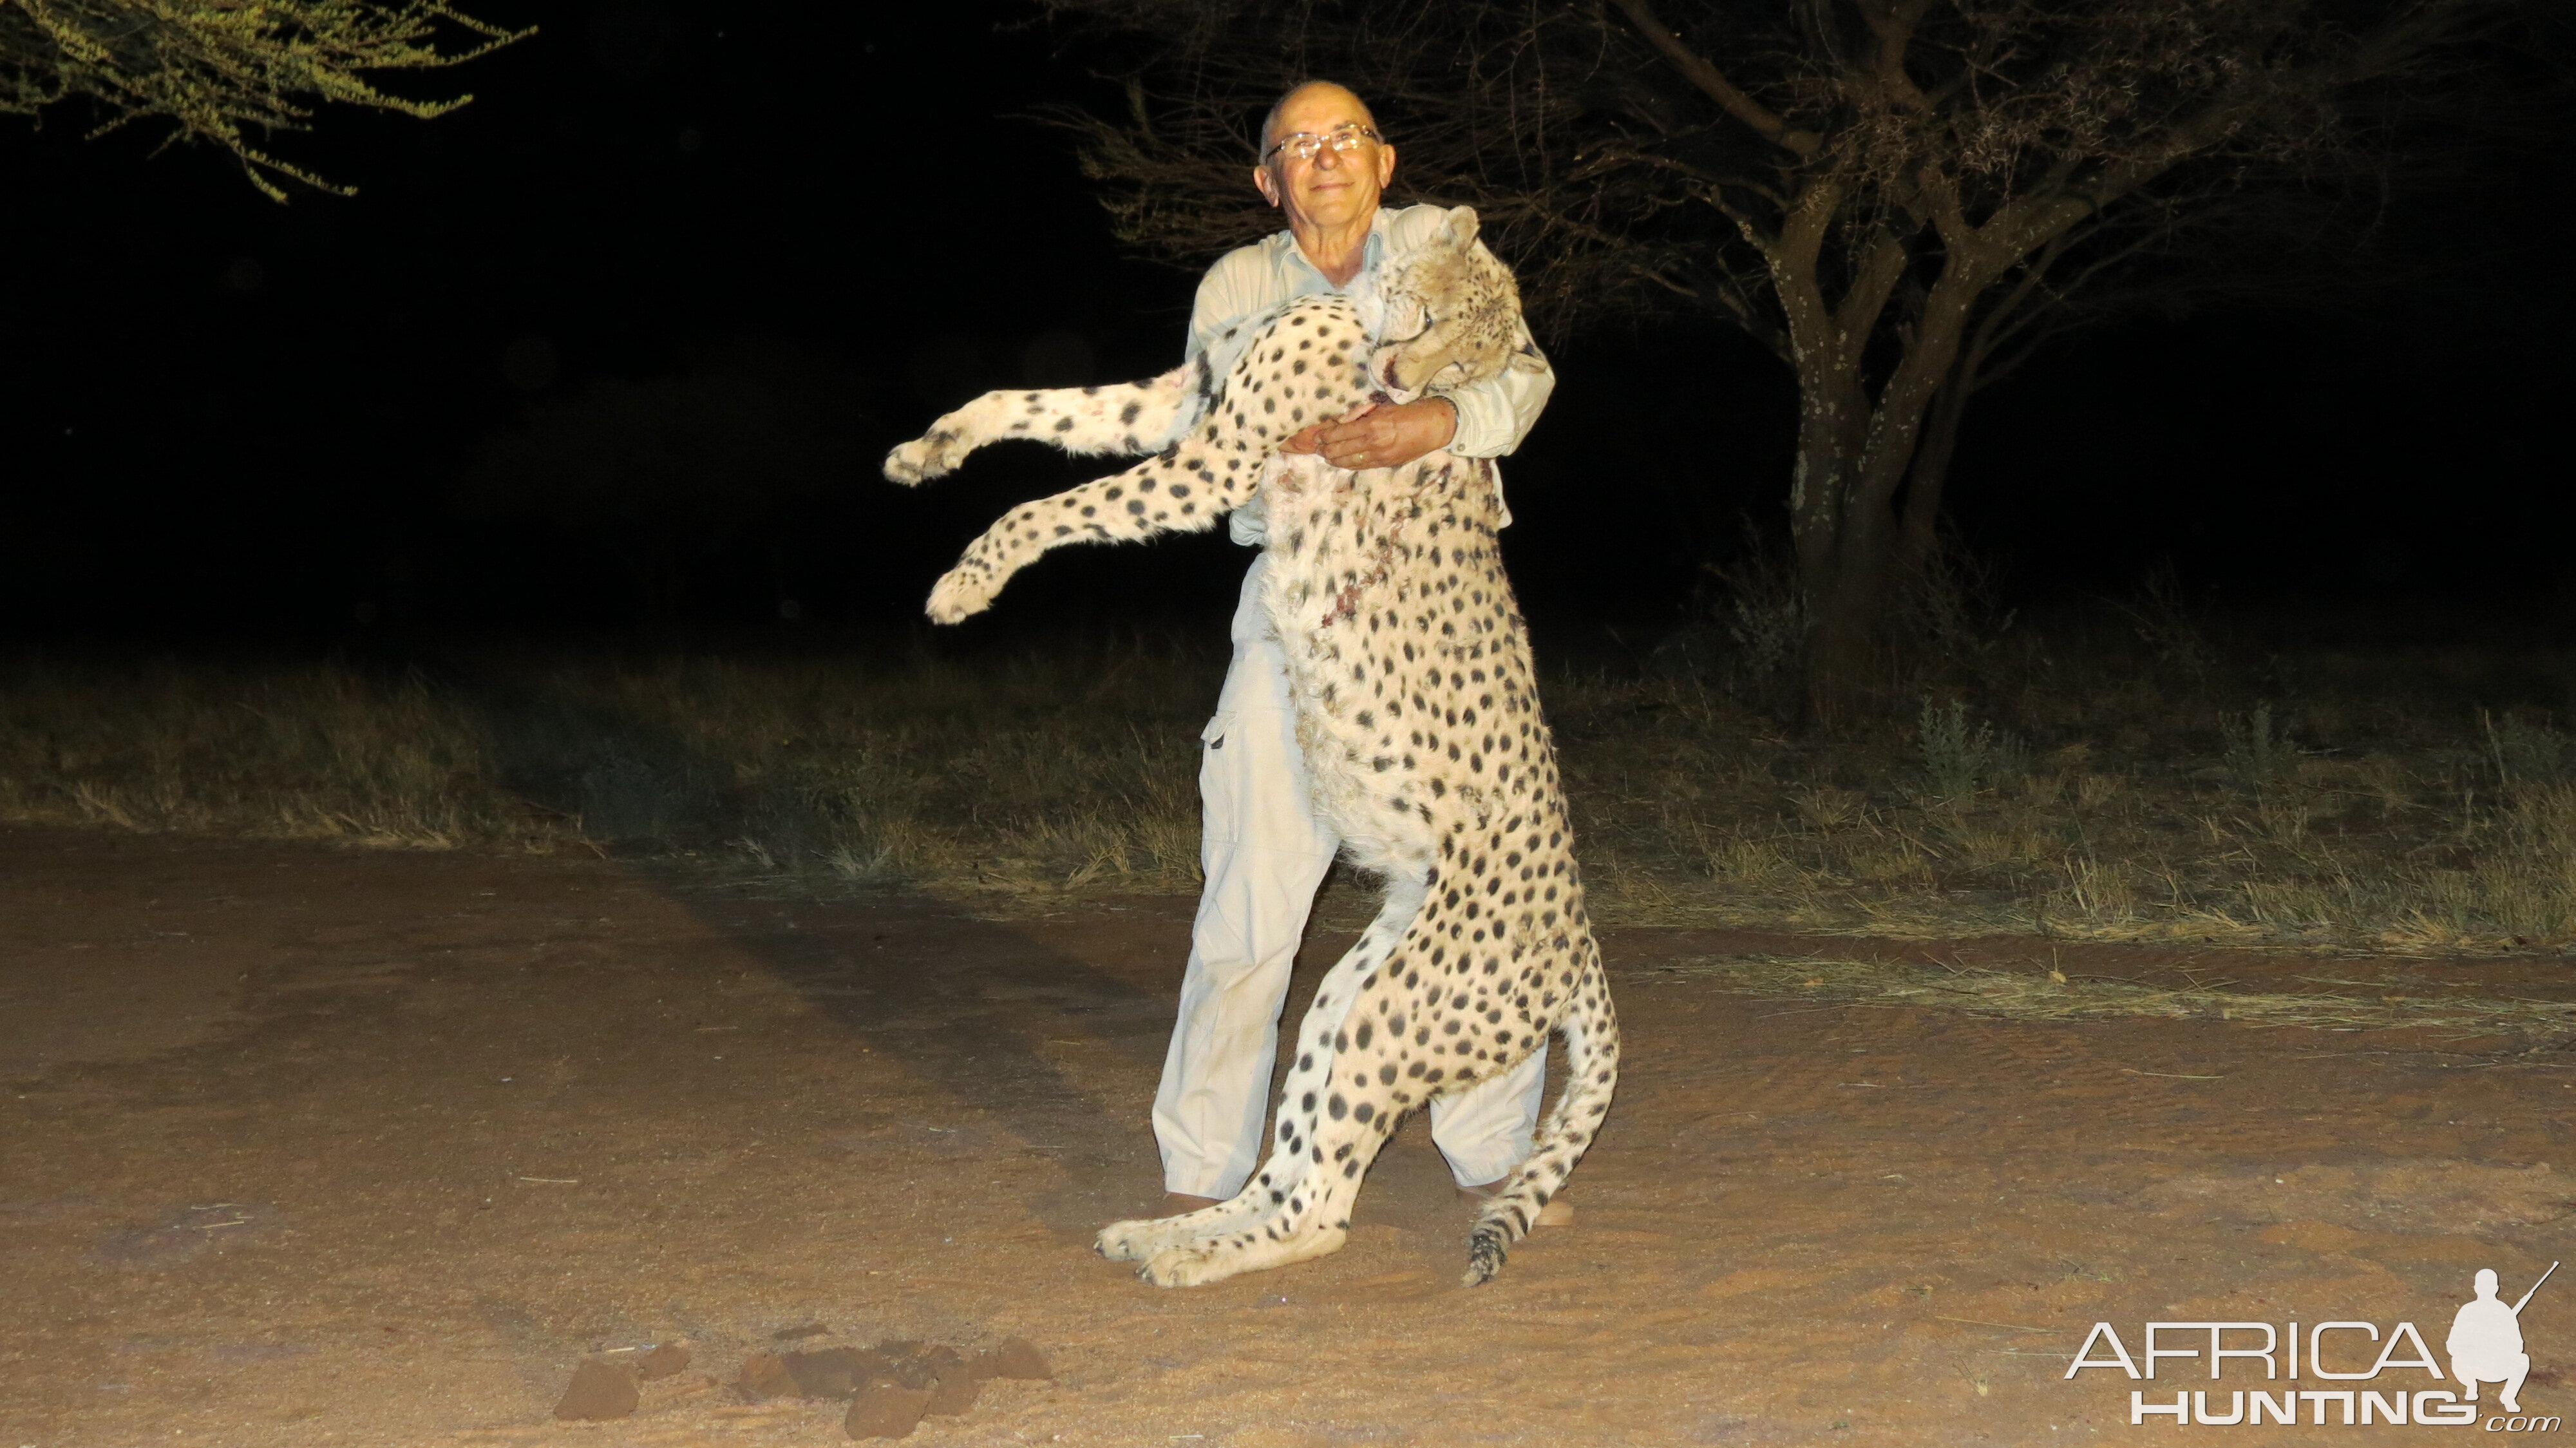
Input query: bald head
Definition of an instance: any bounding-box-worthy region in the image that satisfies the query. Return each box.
[1260,81,1378,160]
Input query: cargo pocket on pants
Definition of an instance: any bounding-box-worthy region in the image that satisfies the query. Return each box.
[1197,712,1236,874]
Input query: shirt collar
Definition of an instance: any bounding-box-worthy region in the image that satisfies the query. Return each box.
[1270,208,1390,294]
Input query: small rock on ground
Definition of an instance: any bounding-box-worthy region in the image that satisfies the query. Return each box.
[923,1366,980,1417]
[783,1346,880,1398]
[552,1360,640,1421]
[735,1352,800,1401]
[844,1380,934,1440]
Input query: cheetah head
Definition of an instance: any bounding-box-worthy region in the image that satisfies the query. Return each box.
[1370,206,1523,403]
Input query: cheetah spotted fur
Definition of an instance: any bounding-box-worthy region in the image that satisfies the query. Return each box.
[884,206,1619,1288]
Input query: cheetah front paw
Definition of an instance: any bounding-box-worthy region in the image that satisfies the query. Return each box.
[883,430,966,487]
[924,566,1000,625]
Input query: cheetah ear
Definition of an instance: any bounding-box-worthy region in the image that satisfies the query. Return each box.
[1440,205,1481,248]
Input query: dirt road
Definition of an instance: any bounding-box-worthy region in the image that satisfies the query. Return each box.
[4,826,2570,1445]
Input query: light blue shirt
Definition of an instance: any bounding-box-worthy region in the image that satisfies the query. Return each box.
[1186,204,1555,544]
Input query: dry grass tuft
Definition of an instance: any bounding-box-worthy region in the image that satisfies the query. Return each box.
[0,643,1209,903]
[0,662,540,850]
[1551,625,2576,954]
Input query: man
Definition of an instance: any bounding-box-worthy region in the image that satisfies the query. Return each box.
[1150,80,1565,1221]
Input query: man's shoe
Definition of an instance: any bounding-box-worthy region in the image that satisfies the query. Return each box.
[1160,1192,1223,1217]
[1459,1179,1574,1226]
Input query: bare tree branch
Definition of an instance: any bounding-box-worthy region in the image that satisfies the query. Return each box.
[1602,0,1819,156]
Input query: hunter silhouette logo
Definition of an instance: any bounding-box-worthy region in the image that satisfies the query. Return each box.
[2065,1261,2559,1429]
[2454,1262,2553,1416]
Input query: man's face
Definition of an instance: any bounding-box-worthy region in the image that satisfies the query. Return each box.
[1253,84,1394,231]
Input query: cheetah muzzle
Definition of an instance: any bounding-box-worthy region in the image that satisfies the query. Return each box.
[883,205,1620,1288]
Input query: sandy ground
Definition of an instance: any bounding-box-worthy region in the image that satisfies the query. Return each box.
[4,824,2573,1447]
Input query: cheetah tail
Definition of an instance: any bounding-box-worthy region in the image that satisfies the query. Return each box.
[1462,946,1622,1288]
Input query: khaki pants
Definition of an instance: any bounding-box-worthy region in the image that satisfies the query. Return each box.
[1152,557,1547,1199]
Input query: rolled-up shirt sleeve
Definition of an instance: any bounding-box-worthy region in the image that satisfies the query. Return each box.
[1435,327,1554,458]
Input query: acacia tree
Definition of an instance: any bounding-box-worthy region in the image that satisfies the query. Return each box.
[2,0,522,198]
[1039,0,2520,715]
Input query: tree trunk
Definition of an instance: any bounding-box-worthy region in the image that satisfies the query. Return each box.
[1897,370,1973,582]
[1785,369,1870,721]
[1788,268,1985,721]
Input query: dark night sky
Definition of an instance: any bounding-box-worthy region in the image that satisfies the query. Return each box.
[2,0,2569,648]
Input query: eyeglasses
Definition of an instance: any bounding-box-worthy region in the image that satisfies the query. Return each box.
[1262,125,1382,166]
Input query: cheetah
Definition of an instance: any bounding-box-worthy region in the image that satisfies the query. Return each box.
[884,206,1618,1288]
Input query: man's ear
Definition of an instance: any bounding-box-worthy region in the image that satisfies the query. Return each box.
[1377,144,1396,189]
[1253,165,1280,207]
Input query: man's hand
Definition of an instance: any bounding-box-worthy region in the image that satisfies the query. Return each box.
[1282,397,1457,471]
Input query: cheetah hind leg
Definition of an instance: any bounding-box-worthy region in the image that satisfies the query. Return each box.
[1094,935,1386,1268]
[1107,877,1426,1284]
[1135,1054,1396,1288]
[882,367,1195,485]
[1092,953,1365,1268]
